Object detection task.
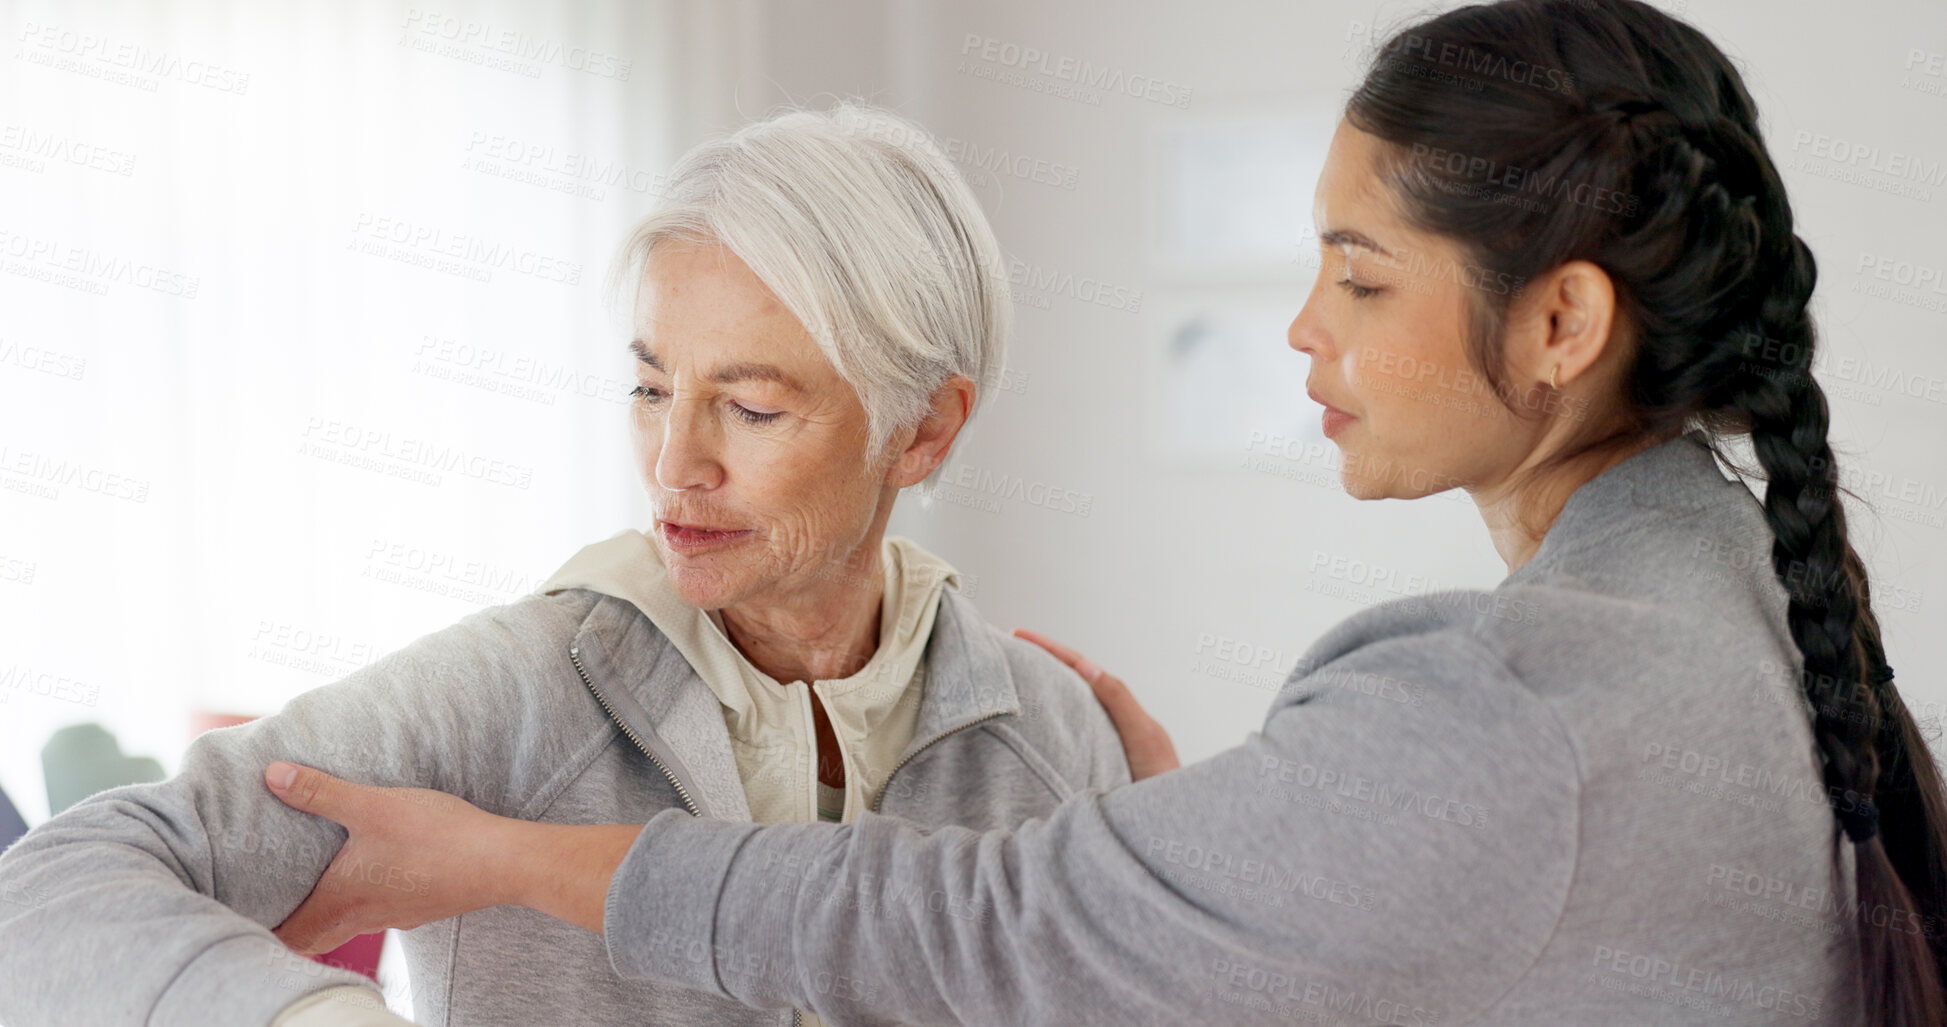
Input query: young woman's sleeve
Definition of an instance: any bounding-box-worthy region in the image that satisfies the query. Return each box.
[603,627,1581,1026]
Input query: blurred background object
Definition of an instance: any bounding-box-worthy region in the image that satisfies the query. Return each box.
[39,723,163,816]
[0,784,27,854]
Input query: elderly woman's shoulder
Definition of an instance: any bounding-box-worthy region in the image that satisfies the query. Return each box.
[477,585,613,634]
[979,619,1133,789]
[417,586,619,665]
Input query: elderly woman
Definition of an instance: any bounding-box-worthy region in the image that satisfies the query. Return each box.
[0,105,1128,1027]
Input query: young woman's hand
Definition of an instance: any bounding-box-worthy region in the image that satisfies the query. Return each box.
[261,762,523,953]
[263,762,641,949]
[1012,628,1181,780]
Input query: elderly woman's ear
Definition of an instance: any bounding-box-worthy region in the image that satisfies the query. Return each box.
[886,374,976,488]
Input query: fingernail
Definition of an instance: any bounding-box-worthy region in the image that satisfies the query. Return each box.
[1076,658,1103,683]
[268,762,296,790]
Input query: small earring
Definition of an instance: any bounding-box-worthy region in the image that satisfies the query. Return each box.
[1550,364,1561,390]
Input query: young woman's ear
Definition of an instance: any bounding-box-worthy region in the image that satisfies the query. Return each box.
[889,375,976,489]
[1507,259,1618,392]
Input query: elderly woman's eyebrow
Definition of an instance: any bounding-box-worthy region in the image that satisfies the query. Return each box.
[628,339,664,370]
[627,339,806,394]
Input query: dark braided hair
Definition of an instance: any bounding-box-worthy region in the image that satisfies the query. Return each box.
[1346,1,1947,1022]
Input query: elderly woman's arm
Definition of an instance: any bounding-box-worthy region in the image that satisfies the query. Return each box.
[0,592,596,1027]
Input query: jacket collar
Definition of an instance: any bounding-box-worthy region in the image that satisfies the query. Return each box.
[905,586,1023,742]
[1505,429,1734,585]
[560,577,1021,821]
[567,601,751,820]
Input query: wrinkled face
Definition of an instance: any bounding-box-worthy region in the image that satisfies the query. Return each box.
[629,239,895,610]
[1288,119,1547,500]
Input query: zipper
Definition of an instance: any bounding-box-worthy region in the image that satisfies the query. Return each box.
[870,711,1008,814]
[577,645,791,1022]
[570,644,701,818]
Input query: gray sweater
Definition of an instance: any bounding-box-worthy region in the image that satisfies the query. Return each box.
[604,431,1867,1025]
[0,569,1128,1026]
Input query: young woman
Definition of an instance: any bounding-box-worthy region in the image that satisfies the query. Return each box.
[253,0,1947,1022]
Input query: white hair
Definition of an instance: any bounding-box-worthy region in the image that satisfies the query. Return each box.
[614,102,1010,486]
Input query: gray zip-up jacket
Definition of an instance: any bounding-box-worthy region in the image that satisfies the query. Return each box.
[0,571,1128,1026]
[600,431,1868,1025]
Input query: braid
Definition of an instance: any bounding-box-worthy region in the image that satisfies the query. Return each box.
[1622,95,1897,848]
[1615,108,1890,840]
[1729,260,1884,841]
[1614,113,1773,403]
